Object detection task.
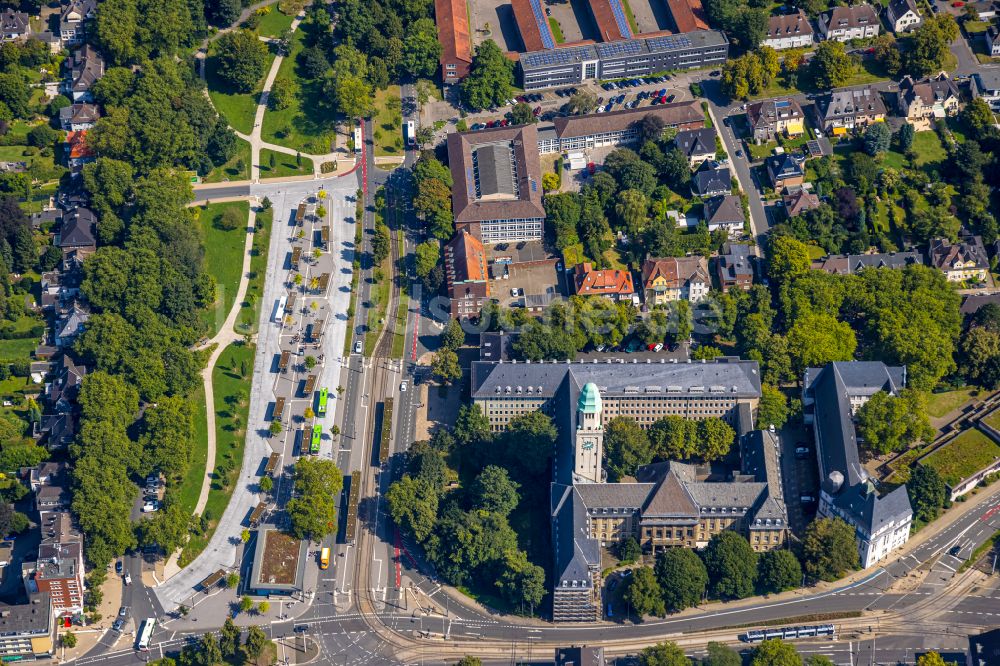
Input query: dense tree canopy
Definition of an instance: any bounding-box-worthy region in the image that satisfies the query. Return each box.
[704,531,758,599]
[460,41,514,111]
[802,518,859,582]
[855,389,933,455]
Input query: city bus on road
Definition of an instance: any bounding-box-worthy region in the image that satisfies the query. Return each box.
[136,618,156,651]
[405,120,416,148]
[317,387,328,416]
[310,424,322,454]
[320,547,330,569]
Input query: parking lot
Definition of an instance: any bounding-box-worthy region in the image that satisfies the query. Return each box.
[626,0,674,34]
[467,0,522,52]
[546,0,597,43]
[491,261,565,309]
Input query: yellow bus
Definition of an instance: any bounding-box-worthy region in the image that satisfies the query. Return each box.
[320,547,330,570]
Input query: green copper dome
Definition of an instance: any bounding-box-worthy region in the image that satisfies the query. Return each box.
[578,383,602,414]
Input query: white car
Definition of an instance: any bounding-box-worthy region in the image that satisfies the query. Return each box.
[400,381,407,393]
[123,572,132,586]
[354,340,363,354]
[653,343,664,352]
[142,501,159,513]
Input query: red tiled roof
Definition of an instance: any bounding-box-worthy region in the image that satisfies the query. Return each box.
[66,131,93,159]
[666,0,709,33]
[435,0,472,68]
[573,263,635,296]
[445,230,490,291]
[511,0,551,52]
[589,0,629,42]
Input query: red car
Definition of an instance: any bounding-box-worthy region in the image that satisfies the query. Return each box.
[533,106,542,116]
[587,162,596,174]
[485,120,496,128]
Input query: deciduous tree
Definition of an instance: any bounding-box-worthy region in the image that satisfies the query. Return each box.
[654,547,708,612]
[704,531,758,599]
[625,566,666,617]
[802,517,858,582]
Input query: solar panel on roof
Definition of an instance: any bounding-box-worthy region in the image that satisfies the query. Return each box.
[527,0,556,49]
[607,0,633,38]
[596,39,644,58]
[523,46,591,67]
[646,34,693,52]
[775,100,790,108]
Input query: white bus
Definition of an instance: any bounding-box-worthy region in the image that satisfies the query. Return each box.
[405,120,416,148]
[353,127,363,154]
[273,295,287,324]
[136,617,156,651]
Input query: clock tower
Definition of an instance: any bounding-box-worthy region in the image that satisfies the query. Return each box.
[575,382,604,483]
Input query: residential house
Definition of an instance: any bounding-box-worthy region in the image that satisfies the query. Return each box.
[0,9,30,42]
[761,10,813,50]
[29,463,70,513]
[929,236,990,282]
[896,74,961,131]
[444,230,490,319]
[674,128,717,167]
[435,0,472,83]
[57,208,96,251]
[987,26,1000,58]
[782,189,821,217]
[58,104,99,132]
[23,511,85,618]
[640,256,710,306]
[572,263,636,302]
[65,131,94,170]
[814,86,887,135]
[45,354,87,415]
[66,45,104,102]
[969,0,1000,20]
[60,0,97,44]
[703,194,745,234]
[818,4,880,42]
[972,70,1000,111]
[447,124,545,244]
[691,160,731,196]
[961,292,1000,316]
[715,243,753,291]
[0,594,55,660]
[55,304,88,348]
[746,98,805,144]
[37,413,75,451]
[885,0,921,33]
[765,153,804,191]
[803,362,912,568]
[811,250,924,275]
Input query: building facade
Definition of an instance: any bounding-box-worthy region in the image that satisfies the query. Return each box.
[447,125,545,244]
[814,86,887,135]
[819,4,880,42]
[896,75,961,131]
[518,31,728,91]
[23,512,85,618]
[747,98,805,144]
[972,70,1000,111]
[641,256,710,305]
[538,102,704,154]
[762,10,813,50]
[435,0,472,83]
[0,594,55,661]
[886,0,922,32]
[929,236,990,282]
[444,231,490,319]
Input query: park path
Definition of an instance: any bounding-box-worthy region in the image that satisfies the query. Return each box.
[192,205,260,517]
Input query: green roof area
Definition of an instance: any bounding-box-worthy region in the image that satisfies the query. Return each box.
[921,427,1000,486]
[578,382,602,414]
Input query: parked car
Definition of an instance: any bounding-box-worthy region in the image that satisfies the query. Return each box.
[653,342,664,352]
[735,149,744,158]
[354,340,363,354]
[533,106,542,116]
[795,446,810,459]
[123,571,132,585]
[115,560,123,574]
[112,618,125,632]
[587,162,596,174]
[800,495,816,505]
[400,381,407,393]
[119,606,128,618]
[142,500,159,513]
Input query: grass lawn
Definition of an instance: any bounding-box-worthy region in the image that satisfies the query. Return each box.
[176,382,209,516]
[259,148,312,177]
[880,149,908,170]
[390,229,407,359]
[179,342,255,566]
[805,244,826,260]
[946,117,968,144]
[203,137,251,183]
[549,17,564,43]
[620,0,639,34]
[206,47,275,135]
[197,201,251,337]
[372,85,404,157]
[927,387,979,419]
[236,206,273,336]
[0,337,39,360]
[911,131,947,167]
[261,26,338,154]
[254,7,294,37]
[747,141,778,161]
[363,257,391,355]
[981,407,1000,433]
[966,20,990,34]
[0,145,57,170]
[922,428,1000,486]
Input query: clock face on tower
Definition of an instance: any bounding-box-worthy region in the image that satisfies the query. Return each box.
[582,439,595,451]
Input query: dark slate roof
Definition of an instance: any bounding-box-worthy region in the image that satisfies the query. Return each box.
[0,594,52,637]
[574,482,653,510]
[970,628,1000,666]
[704,194,744,226]
[58,207,96,248]
[556,646,605,666]
[480,331,517,362]
[804,362,911,531]
[765,153,804,180]
[692,162,731,195]
[812,251,924,275]
[551,484,601,588]
[471,359,762,402]
[961,293,1000,316]
[674,128,717,159]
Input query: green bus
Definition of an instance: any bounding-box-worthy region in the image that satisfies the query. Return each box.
[310,424,322,454]
[317,387,328,416]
